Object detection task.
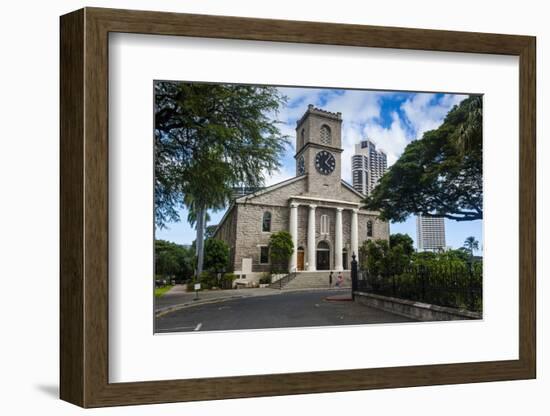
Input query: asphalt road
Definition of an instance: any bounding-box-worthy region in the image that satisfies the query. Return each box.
[155,289,415,333]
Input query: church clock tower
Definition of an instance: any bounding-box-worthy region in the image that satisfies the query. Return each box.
[295,104,343,196]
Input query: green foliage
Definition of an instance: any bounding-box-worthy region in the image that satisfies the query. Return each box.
[359,239,389,278]
[220,273,237,289]
[190,270,237,290]
[364,96,482,222]
[154,81,288,278]
[387,263,482,312]
[360,239,482,312]
[204,224,218,240]
[154,239,194,282]
[198,271,216,289]
[259,272,272,285]
[360,235,413,278]
[203,238,230,273]
[454,96,482,156]
[154,285,174,298]
[154,82,289,228]
[389,233,415,256]
[360,235,475,279]
[268,231,294,273]
[463,236,480,256]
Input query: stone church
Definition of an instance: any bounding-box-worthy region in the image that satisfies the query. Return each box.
[213,104,389,283]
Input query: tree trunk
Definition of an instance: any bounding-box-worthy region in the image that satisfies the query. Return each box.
[196,205,206,280]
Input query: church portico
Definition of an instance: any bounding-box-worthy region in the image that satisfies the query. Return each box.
[287,197,361,273]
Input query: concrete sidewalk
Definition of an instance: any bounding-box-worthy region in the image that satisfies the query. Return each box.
[155,284,351,317]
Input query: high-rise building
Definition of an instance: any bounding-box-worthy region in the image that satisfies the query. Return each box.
[416,215,446,251]
[351,139,388,196]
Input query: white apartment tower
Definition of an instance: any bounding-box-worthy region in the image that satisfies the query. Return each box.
[416,215,446,251]
[351,139,388,196]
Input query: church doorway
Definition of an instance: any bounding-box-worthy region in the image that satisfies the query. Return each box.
[316,241,330,270]
[297,247,305,271]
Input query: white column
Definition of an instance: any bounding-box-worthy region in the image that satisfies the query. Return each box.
[334,208,343,271]
[307,204,317,271]
[289,202,299,272]
[351,208,359,259]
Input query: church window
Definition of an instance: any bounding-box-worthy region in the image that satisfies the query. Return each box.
[320,215,330,235]
[320,125,331,145]
[260,246,269,264]
[367,220,373,237]
[262,211,272,232]
[299,129,305,149]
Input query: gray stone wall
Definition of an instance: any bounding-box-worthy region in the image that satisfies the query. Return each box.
[354,292,482,321]
[214,180,389,275]
[233,204,289,273]
[237,177,306,206]
[357,212,390,248]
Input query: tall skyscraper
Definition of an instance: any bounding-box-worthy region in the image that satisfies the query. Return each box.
[351,139,388,196]
[416,215,446,251]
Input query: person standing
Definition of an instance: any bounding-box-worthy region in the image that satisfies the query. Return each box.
[336,271,344,288]
[329,271,333,288]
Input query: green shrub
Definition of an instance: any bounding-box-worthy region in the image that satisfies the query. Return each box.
[219,273,237,289]
[259,273,272,285]
[184,272,239,291]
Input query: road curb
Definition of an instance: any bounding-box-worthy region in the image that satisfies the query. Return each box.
[155,295,250,318]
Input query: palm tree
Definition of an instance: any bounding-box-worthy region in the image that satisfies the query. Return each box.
[154,82,288,281]
[463,236,479,257]
[453,95,482,156]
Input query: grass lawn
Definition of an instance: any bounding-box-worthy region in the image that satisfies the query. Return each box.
[155,285,174,298]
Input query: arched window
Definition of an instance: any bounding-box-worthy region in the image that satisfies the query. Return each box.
[317,241,330,250]
[320,125,332,145]
[262,211,272,232]
[299,129,305,149]
[367,220,373,237]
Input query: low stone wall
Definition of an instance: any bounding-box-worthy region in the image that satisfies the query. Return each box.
[353,291,481,321]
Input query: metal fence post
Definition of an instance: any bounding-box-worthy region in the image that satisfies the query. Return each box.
[468,261,475,311]
[391,265,396,298]
[420,265,426,302]
[351,253,358,301]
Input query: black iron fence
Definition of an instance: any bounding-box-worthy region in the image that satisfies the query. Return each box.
[356,262,482,312]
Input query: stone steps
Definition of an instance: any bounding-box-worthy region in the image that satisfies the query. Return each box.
[282,271,351,290]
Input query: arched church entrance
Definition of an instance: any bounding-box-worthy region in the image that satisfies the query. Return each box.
[316,241,330,270]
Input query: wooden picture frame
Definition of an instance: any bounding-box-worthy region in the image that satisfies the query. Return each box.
[60,7,536,408]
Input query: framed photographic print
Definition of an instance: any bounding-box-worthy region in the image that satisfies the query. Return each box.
[60,7,536,408]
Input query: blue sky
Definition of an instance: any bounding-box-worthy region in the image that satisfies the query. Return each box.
[156,86,482,253]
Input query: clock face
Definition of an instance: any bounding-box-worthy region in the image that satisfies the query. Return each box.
[297,155,305,175]
[315,150,336,175]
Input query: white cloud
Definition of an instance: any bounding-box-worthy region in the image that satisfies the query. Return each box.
[322,89,382,122]
[317,89,386,182]
[271,87,468,181]
[276,87,325,123]
[264,165,294,186]
[363,112,410,166]
[401,93,467,139]
[361,93,468,166]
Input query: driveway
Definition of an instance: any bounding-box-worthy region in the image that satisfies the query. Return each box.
[155,288,415,332]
